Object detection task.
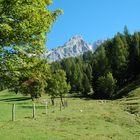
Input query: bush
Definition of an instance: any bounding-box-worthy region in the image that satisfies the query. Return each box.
[95,72,117,99]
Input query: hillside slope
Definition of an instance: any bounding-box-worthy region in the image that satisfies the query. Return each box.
[0,90,140,139]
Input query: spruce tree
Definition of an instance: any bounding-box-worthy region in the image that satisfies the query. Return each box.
[129,32,140,77]
[82,73,91,95]
[111,35,128,84]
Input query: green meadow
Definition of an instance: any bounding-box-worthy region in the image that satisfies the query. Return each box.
[0,89,140,140]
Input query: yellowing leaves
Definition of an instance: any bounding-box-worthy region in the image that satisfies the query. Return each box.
[0,23,13,35]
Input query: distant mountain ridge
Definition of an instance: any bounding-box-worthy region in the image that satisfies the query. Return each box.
[46,35,104,62]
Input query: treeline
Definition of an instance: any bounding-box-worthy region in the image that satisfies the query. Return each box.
[51,27,140,99]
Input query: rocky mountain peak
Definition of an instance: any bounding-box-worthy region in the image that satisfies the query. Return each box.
[63,35,84,47]
[46,35,104,62]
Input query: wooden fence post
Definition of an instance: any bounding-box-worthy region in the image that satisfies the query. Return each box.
[33,103,35,118]
[12,104,15,121]
[52,105,55,113]
[60,102,62,111]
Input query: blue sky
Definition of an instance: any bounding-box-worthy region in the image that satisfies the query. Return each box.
[47,0,140,50]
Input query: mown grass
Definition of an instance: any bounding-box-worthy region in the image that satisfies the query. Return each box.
[0,90,140,140]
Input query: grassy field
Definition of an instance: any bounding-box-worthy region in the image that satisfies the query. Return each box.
[0,89,140,140]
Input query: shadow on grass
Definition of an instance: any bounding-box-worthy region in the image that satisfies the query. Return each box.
[68,94,111,101]
[124,102,140,105]
[20,105,45,109]
[0,97,31,102]
[125,97,140,101]
[116,78,140,99]
[68,94,93,100]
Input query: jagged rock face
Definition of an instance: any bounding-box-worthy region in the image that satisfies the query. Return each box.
[46,35,103,62]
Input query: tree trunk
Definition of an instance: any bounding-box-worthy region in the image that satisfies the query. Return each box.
[14,87,19,94]
[31,94,34,101]
[51,97,54,106]
[60,95,64,107]
[31,97,34,101]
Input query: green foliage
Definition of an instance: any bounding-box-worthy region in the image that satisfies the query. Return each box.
[96,72,117,99]
[92,46,110,81]
[129,32,140,76]
[19,58,51,100]
[46,70,71,105]
[0,0,62,51]
[0,0,62,99]
[111,35,129,81]
[83,51,93,63]
[123,25,130,36]
[82,73,91,95]
[52,28,140,99]
[52,57,93,96]
[1,1,140,101]
[0,45,51,99]
[20,79,42,100]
